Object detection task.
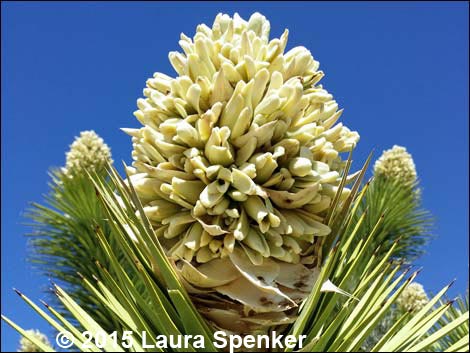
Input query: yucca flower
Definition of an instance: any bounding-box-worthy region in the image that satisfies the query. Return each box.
[397,282,429,313]
[63,130,113,178]
[124,12,359,333]
[373,145,417,186]
[17,330,52,352]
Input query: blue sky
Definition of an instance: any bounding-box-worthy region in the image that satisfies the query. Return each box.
[1,1,468,351]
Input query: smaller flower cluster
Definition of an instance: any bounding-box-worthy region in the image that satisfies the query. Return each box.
[373,145,417,186]
[63,130,113,178]
[397,282,429,313]
[18,330,52,352]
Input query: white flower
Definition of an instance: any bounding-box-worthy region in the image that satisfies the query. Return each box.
[374,145,417,186]
[397,282,429,313]
[63,130,113,178]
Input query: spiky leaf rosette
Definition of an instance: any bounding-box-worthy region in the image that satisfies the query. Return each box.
[4,168,468,353]
[26,131,123,331]
[124,12,359,333]
[347,146,432,272]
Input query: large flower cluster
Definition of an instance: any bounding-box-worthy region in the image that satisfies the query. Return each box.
[125,12,359,332]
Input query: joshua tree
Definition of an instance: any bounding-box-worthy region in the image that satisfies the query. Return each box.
[3,12,468,353]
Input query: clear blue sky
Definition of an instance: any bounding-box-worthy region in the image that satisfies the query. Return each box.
[1,2,468,351]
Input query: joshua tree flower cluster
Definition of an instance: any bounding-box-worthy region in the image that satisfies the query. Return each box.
[397,282,429,313]
[17,330,52,352]
[63,130,113,178]
[373,145,417,186]
[123,12,359,332]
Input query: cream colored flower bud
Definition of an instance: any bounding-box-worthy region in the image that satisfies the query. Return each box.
[289,157,313,177]
[63,130,113,178]
[205,126,234,166]
[374,145,417,186]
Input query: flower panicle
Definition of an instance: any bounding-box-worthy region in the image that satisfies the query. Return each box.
[63,130,113,178]
[373,145,417,186]
[123,12,360,333]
